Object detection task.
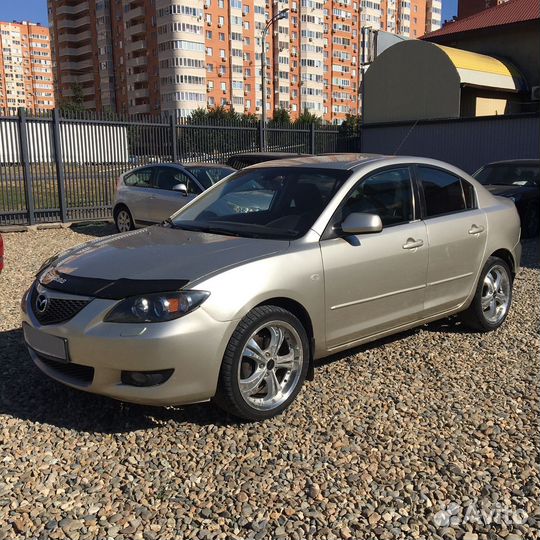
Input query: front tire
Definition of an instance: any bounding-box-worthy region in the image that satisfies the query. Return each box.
[215,305,309,421]
[460,256,512,332]
[114,206,135,233]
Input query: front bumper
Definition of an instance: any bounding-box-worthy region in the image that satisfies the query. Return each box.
[22,285,236,406]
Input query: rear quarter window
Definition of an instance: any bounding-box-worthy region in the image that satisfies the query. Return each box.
[124,168,153,188]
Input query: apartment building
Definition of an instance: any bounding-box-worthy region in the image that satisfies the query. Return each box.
[48,0,442,123]
[457,0,508,20]
[0,21,55,111]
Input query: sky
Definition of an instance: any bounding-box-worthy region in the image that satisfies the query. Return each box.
[0,0,458,28]
[0,0,49,25]
[442,0,459,23]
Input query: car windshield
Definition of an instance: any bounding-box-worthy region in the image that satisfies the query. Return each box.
[185,166,235,189]
[474,164,540,187]
[168,167,351,239]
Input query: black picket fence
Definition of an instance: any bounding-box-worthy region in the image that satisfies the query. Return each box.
[0,108,359,226]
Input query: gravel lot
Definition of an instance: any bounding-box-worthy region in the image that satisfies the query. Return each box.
[0,224,538,540]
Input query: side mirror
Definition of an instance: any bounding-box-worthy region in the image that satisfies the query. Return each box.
[340,212,383,235]
[172,183,188,196]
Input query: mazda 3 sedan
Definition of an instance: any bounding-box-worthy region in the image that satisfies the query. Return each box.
[22,154,521,421]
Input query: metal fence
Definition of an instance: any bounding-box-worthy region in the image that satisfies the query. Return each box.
[360,113,540,174]
[0,108,355,227]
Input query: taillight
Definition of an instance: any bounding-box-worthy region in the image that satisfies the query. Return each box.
[0,235,4,272]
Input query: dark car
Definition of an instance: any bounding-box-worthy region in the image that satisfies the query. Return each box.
[225,152,309,170]
[474,159,539,238]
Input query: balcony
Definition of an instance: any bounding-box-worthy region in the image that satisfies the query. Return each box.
[61,58,94,71]
[56,15,90,29]
[56,3,90,16]
[127,71,148,84]
[131,103,151,115]
[58,45,92,57]
[125,6,145,21]
[126,55,148,68]
[126,22,146,36]
[132,88,149,99]
[126,39,147,54]
[58,30,91,44]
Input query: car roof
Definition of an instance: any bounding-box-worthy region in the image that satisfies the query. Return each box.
[230,152,309,158]
[184,162,234,168]
[247,153,387,170]
[482,159,540,166]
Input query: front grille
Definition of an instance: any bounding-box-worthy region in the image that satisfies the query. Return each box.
[37,355,94,386]
[31,286,91,325]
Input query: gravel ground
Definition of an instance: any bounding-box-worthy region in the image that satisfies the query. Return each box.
[0,224,538,540]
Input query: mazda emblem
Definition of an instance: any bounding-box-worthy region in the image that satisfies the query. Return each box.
[36,294,49,314]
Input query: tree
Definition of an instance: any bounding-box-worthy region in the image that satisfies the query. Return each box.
[294,108,322,126]
[59,83,85,116]
[339,114,361,136]
[271,108,291,125]
[183,106,259,158]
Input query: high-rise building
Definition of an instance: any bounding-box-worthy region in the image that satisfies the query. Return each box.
[48,0,442,123]
[0,21,55,111]
[457,0,508,20]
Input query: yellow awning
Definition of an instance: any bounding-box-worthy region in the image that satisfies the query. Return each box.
[436,44,526,92]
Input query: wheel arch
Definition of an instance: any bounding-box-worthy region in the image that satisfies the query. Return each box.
[490,248,516,277]
[113,202,129,218]
[254,297,315,381]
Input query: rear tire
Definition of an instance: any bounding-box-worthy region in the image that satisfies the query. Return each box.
[114,206,134,233]
[460,256,512,332]
[214,305,309,421]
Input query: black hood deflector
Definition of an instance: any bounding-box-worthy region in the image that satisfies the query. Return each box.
[40,270,189,300]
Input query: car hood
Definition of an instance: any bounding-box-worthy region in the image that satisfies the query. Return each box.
[38,226,289,299]
[484,184,536,197]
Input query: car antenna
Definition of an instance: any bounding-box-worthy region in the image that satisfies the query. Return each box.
[393,118,420,156]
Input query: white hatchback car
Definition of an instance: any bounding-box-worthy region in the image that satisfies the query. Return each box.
[113,163,235,232]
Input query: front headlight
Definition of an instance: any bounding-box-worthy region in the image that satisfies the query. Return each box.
[104,290,210,323]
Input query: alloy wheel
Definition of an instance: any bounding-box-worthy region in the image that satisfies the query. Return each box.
[481,264,510,324]
[238,321,304,411]
[116,210,132,233]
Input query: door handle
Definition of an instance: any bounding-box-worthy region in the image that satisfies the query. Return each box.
[402,238,424,250]
[468,224,485,235]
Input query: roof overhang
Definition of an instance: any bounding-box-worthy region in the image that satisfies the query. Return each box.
[436,44,527,92]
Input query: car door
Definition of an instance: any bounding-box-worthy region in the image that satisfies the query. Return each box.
[147,166,203,222]
[320,166,428,349]
[416,165,488,315]
[121,167,155,224]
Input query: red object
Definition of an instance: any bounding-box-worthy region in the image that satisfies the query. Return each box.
[0,234,3,273]
[423,0,540,39]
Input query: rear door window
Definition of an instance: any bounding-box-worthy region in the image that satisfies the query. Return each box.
[417,166,474,218]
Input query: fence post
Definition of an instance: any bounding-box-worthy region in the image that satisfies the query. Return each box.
[310,123,316,155]
[18,108,35,225]
[258,120,265,152]
[52,109,68,222]
[170,114,178,162]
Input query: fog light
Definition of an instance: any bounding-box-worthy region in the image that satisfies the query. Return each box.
[121,369,174,387]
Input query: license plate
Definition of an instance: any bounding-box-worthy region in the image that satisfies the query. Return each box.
[23,323,69,363]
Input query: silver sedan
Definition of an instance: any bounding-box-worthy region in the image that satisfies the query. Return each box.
[113,163,235,232]
[22,154,521,420]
